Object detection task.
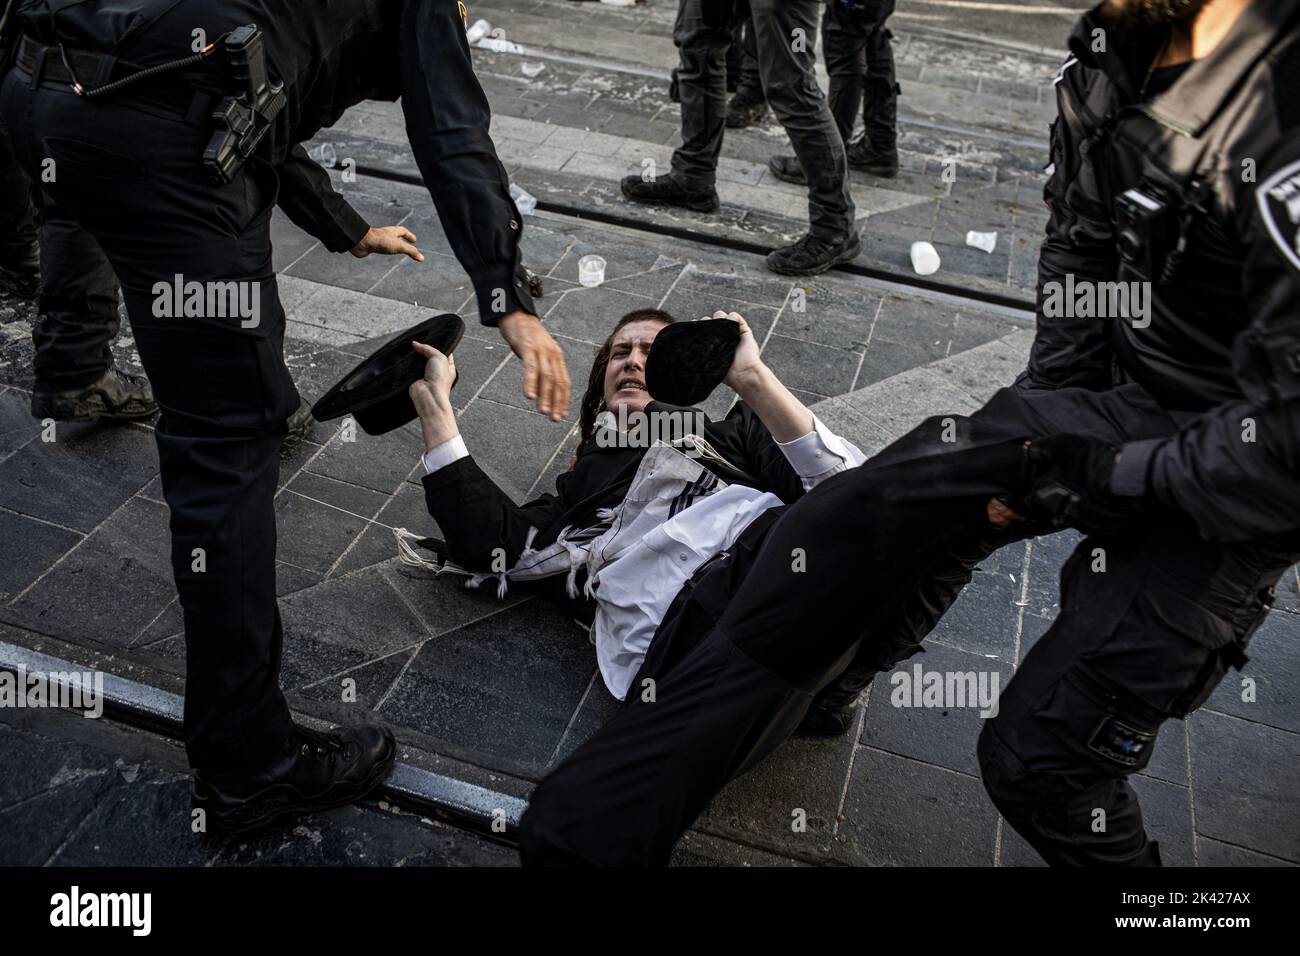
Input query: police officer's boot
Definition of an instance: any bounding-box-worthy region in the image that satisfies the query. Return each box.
[621,174,720,213]
[0,239,40,300]
[31,365,157,422]
[766,155,807,186]
[799,660,880,736]
[192,722,396,838]
[726,90,768,128]
[766,230,862,277]
[851,77,900,178]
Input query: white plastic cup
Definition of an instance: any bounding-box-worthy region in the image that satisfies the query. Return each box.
[578,255,606,287]
[465,19,491,43]
[966,230,998,254]
[307,143,337,168]
[520,62,545,79]
[910,241,941,276]
[509,182,537,216]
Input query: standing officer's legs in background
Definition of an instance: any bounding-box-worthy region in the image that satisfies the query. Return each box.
[0,54,392,834]
[822,0,899,177]
[725,4,768,128]
[29,207,157,421]
[0,127,38,298]
[750,0,859,274]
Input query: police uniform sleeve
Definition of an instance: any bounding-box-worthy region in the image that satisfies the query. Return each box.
[1019,57,1119,393]
[397,0,535,327]
[275,145,370,253]
[1110,131,1300,542]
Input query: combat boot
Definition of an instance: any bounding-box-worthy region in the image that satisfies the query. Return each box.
[31,365,157,421]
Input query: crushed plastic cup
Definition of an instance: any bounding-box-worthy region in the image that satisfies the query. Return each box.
[509,182,537,216]
[578,255,606,288]
[966,230,998,254]
[307,143,337,168]
[465,19,491,43]
[520,62,545,79]
[909,241,941,276]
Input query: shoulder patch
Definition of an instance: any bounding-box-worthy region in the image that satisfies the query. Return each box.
[1258,158,1300,272]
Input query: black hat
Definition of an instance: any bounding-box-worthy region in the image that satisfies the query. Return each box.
[312,313,465,436]
[644,318,740,408]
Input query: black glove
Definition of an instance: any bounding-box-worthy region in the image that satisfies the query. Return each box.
[1021,434,1146,534]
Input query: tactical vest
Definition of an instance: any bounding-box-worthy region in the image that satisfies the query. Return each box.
[1059,11,1300,412]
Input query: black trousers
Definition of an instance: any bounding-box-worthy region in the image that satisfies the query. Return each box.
[1,127,122,390]
[0,65,298,773]
[0,127,37,268]
[520,381,1297,866]
[670,0,855,240]
[822,0,898,150]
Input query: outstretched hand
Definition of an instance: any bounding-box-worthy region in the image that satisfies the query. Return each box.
[351,225,424,261]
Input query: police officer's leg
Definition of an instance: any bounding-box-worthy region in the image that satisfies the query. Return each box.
[7,78,300,774]
[750,0,855,240]
[668,0,733,189]
[0,128,38,296]
[30,211,119,392]
[977,526,1294,866]
[862,8,899,155]
[822,0,869,145]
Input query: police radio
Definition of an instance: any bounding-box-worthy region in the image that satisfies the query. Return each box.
[201,25,286,185]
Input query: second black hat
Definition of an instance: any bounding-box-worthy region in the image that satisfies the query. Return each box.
[312,313,465,436]
[645,318,741,408]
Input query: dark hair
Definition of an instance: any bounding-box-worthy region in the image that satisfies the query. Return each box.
[572,308,675,468]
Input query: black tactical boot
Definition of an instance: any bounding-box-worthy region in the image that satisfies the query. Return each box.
[621,174,720,213]
[0,241,40,300]
[766,155,806,186]
[766,231,862,276]
[283,397,315,447]
[725,91,768,128]
[30,366,157,422]
[192,723,397,838]
[799,664,877,737]
[847,138,899,178]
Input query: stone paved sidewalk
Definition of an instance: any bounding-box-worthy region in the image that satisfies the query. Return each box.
[2,0,1297,867]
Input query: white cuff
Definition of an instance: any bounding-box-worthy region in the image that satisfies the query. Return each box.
[421,435,469,475]
[775,414,867,489]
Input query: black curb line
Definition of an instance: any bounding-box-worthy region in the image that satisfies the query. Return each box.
[0,641,528,843]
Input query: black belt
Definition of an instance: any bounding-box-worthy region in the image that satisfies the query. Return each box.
[15,35,202,114]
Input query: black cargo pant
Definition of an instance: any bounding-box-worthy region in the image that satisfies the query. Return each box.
[520,381,1296,866]
[670,0,854,240]
[822,0,898,150]
[1,128,123,391]
[0,62,297,774]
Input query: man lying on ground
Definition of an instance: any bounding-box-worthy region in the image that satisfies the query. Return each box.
[403,307,866,706]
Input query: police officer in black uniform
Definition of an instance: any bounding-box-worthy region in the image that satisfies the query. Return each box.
[0,0,571,835]
[521,0,1300,866]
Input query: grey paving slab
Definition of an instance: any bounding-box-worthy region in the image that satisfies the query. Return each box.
[861,641,1014,777]
[0,509,82,604]
[5,496,173,650]
[333,484,440,578]
[1204,610,1300,735]
[0,420,158,533]
[1197,836,1296,866]
[835,747,999,866]
[927,566,1023,663]
[698,721,858,861]
[376,598,595,778]
[293,646,416,713]
[758,333,861,398]
[1189,710,1300,862]
[301,420,422,496]
[479,335,597,421]
[0,385,38,458]
[671,829,807,867]
[455,397,576,503]
[276,567,431,691]
[276,472,390,576]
